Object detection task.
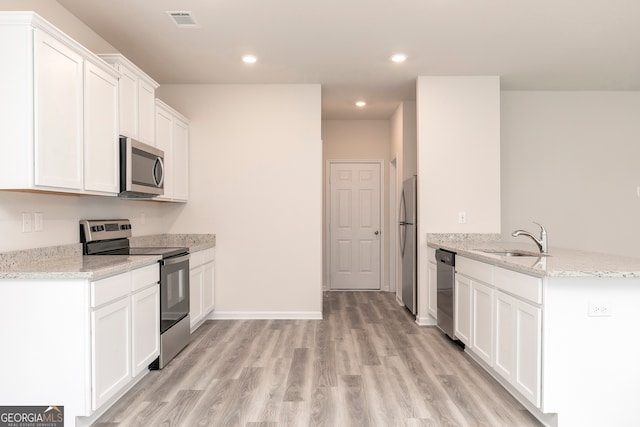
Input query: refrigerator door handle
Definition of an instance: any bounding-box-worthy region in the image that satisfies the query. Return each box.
[399,190,407,256]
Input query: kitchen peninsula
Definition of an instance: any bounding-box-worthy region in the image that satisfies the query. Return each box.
[427,234,640,427]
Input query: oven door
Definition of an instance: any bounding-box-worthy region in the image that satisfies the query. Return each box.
[160,254,190,333]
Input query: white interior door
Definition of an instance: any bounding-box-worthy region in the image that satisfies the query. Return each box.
[329,162,381,290]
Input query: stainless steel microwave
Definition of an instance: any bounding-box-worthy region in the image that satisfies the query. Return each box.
[119,136,164,198]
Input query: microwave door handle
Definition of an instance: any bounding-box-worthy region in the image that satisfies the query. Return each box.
[153,157,164,187]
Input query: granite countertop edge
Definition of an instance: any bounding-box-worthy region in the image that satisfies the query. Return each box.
[0,233,216,279]
[427,234,640,278]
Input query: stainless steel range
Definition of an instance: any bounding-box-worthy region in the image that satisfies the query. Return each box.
[80,219,190,370]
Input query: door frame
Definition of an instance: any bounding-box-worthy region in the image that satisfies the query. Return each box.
[325,159,385,291]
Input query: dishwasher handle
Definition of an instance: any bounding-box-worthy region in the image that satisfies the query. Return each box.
[435,249,456,266]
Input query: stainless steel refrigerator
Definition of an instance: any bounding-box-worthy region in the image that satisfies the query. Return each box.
[399,175,417,315]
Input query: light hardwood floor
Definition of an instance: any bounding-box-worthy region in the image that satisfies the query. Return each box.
[93,291,541,426]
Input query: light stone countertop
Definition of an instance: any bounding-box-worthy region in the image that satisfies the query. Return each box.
[0,233,215,280]
[129,233,216,252]
[427,234,640,278]
[0,252,160,280]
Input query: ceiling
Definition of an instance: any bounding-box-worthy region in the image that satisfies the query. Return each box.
[56,0,640,119]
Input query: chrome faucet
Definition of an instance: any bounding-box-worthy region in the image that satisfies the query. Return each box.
[512,222,548,254]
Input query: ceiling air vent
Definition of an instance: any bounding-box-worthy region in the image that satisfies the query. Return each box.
[166,11,199,28]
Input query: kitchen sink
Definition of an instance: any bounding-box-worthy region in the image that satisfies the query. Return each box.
[478,249,551,257]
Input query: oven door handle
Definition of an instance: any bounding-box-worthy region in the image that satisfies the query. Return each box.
[162,254,190,265]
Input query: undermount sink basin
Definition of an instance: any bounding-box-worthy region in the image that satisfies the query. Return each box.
[478,249,551,257]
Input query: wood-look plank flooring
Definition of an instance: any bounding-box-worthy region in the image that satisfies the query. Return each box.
[93,291,541,426]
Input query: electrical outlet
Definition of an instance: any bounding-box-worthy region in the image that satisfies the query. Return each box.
[588,302,612,317]
[22,212,32,233]
[34,212,44,232]
[458,211,467,224]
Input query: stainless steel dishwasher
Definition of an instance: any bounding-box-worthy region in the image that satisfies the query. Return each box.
[435,249,456,339]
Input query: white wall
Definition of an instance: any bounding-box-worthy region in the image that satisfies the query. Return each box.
[0,192,181,251]
[158,84,323,316]
[417,76,501,234]
[501,91,640,257]
[416,76,500,324]
[322,120,391,290]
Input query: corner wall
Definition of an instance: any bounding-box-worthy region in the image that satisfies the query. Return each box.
[158,84,323,317]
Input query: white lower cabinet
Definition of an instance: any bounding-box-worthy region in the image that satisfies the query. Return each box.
[494,289,541,406]
[471,280,494,366]
[190,247,216,331]
[90,264,159,412]
[202,261,215,315]
[91,297,131,410]
[454,255,542,408]
[494,290,516,380]
[131,285,160,377]
[189,267,204,328]
[454,274,472,345]
[514,296,542,406]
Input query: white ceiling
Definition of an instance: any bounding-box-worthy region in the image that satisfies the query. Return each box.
[56,0,640,119]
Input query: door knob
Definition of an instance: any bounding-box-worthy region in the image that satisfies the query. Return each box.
[374,230,379,235]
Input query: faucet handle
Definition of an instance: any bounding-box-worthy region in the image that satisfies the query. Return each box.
[533,222,547,235]
[533,222,548,252]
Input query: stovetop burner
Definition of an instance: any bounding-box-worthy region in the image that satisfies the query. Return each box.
[80,219,188,258]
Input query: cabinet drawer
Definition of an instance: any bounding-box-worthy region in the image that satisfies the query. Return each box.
[494,267,542,304]
[91,272,130,308]
[457,256,493,284]
[191,248,215,268]
[131,263,159,292]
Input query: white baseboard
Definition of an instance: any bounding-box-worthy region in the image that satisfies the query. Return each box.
[209,311,323,320]
[416,315,437,326]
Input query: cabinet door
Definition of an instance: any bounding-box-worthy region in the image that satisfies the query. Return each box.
[494,291,516,382]
[172,117,189,201]
[155,105,173,199]
[514,300,542,407]
[131,285,160,377]
[138,79,155,144]
[117,64,138,138]
[454,274,471,345]
[202,262,215,315]
[189,265,203,329]
[427,261,437,319]
[84,62,119,194]
[91,297,131,410]
[34,29,83,190]
[471,281,494,366]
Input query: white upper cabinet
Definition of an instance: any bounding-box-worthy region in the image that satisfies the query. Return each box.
[0,12,120,195]
[155,99,190,202]
[138,80,156,144]
[84,62,119,193]
[34,29,84,190]
[99,54,159,145]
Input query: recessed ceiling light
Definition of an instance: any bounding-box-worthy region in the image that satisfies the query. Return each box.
[355,101,367,107]
[391,53,408,63]
[242,55,257,64]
